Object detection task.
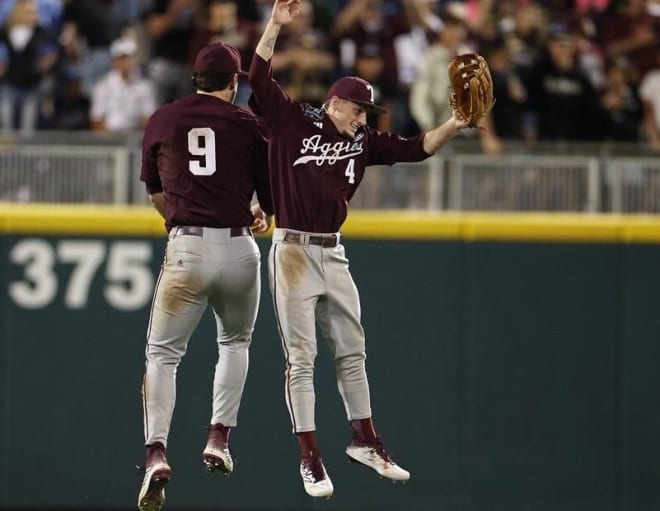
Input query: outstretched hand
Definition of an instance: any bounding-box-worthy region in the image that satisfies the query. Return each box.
[450,110,471,130]
[271,0,301,25]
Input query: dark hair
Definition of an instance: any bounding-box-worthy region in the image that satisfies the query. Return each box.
[191,72,233,92]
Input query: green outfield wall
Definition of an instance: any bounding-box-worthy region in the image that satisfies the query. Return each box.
[1,204,659,511]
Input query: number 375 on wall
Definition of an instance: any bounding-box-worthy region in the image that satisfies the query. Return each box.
[8,239,155,310]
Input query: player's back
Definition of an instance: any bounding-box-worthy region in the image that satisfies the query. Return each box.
[141,93,268,228]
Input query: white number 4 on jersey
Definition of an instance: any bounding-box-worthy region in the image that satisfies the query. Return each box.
[345,159,355,184]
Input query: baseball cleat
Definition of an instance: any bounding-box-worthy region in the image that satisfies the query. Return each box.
[346,438,410,482]
[300,452,334,498]
[202,423,233,475]
[137,443,171,511]
[203,456,232,475]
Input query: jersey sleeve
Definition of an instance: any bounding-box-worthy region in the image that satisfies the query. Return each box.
[140,112,163,195]
[247,54,295,124]
[365,128,430,166]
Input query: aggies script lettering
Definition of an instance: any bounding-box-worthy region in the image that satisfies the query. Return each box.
[293,134,364,166]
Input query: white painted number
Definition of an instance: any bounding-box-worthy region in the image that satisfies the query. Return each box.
[345,159,356,184]
[9,239,57,309]
[58,240,105,308]
[188,127,216,175]
[104,242,154,310]
[8,239,154,310]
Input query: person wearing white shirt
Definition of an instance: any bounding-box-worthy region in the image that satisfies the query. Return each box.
[90,37,156,132]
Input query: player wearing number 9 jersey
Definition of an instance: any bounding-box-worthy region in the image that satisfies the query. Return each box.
[248,0,470,500]
[137,41,274,511]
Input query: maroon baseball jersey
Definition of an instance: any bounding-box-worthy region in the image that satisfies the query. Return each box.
[248,55,430,233]
[141,93,273,231]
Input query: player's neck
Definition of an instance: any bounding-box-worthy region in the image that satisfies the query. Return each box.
[196,90,234,104]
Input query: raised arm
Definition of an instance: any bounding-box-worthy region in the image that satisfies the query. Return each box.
[255,0,301,62]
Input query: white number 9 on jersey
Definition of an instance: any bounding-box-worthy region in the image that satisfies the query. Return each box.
[188,127,216,175]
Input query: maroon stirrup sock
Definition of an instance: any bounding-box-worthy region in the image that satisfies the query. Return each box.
[297,431,320,457]
[351,417,378,444]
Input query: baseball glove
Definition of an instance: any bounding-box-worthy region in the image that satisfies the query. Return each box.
[448,53,495,128]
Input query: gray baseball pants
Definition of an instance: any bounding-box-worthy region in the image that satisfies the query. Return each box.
[143,227,261,447]
[269,228,372,433]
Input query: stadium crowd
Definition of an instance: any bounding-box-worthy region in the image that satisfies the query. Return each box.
[0,0,659,152]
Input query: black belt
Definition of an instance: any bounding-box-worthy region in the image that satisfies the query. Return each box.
[175,226,252,237]
[283,231,338,248]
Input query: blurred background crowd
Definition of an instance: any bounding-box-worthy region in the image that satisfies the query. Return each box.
[1,0,659,154]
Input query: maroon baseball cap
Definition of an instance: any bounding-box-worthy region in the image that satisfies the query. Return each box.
[326,76,387,114]
[194,42,246,75]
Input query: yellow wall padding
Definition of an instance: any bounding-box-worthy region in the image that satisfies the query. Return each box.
[1,203,659,243]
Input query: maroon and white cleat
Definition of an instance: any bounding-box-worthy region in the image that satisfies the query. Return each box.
[299,451,333,498]
[202,423,233,475]
[137,442,172,511]
[346,437,410,481]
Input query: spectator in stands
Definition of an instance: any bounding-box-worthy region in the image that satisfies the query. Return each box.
[503,2,548,52]
[409,10,470,134]
[61,0,139,95]
[482,37,529,141]
[271,0,335,104]
[0,0,62,31]
[602,0,660,83]
[600,58,641,141]
[571,12,607,91]
[50,68,91,130]
[333,0,406,46]
[577,0,615,62]
[410,10,502,154]
[188,0,259,106]
[90,36,156,132]
[505,2,549,83]
[392,0,447,135]
[190,1,258,66]
[540,2,609,91]
[526,22,605,141]
[143,0,203,105]
[0,0,58,134]
[639,53,660,150]
[480,0,518,37]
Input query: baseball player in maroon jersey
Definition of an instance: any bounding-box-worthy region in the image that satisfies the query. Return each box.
[249,0,470,500]
[137,41,274,511]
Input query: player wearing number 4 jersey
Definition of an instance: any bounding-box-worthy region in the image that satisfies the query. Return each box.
[137,41,274,511]
[249,0,472,499]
